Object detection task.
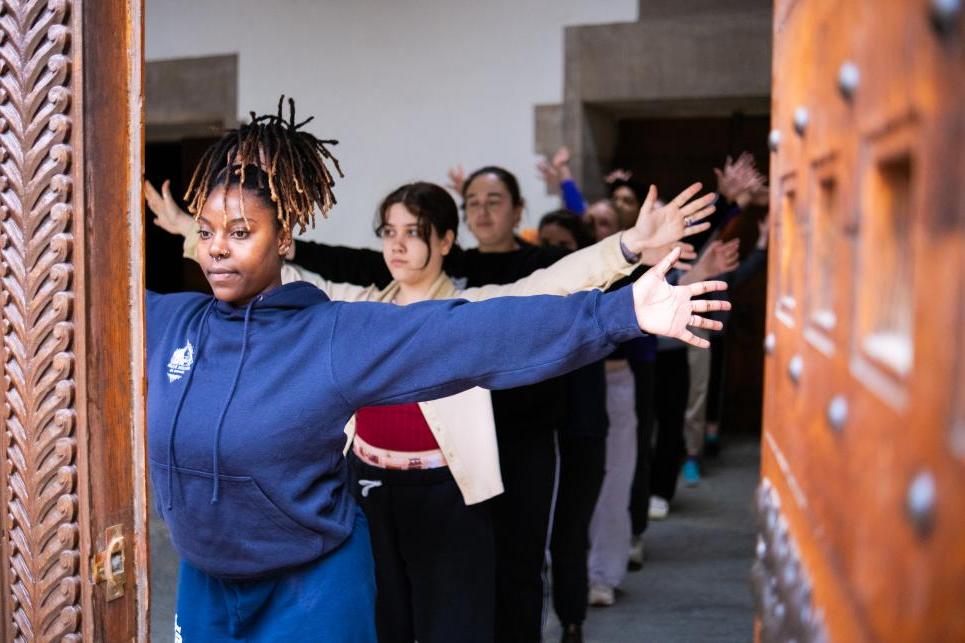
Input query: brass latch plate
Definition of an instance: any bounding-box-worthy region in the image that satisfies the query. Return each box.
[92,524,126,602]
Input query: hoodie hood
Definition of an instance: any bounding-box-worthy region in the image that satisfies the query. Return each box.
[213,281,330,318]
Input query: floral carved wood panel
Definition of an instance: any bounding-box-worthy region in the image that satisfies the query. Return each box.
[0,0,82,640]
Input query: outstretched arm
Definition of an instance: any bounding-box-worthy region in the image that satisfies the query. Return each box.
[458,181,718,300]
[458,232,633,300]
[330,247,729,409]
[292,239,391,289]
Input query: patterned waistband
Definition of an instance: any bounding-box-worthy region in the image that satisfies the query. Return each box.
[352,435,448,471]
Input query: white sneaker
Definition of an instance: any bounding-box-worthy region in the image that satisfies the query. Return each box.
[588,583,616,607]
[628,535,645,570]
[648,496,669,520]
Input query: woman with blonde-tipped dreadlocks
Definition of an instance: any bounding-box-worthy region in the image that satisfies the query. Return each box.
[146,97,730,642]
[150,176,716,643]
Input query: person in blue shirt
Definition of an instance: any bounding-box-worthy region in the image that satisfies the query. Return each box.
[147,98,730,642]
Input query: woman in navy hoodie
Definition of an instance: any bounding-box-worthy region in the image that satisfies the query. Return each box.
[146,101,730,642]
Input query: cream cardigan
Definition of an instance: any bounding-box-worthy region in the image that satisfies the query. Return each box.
[186,232,637,504]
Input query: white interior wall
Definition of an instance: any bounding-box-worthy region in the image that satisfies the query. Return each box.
[146,0,637,248]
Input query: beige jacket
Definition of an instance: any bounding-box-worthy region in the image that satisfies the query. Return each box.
[186,231,636,504]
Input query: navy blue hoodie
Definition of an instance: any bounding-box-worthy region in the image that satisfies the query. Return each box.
[147,281,643,579]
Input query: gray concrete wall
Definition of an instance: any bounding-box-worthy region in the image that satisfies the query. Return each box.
[537,2,772,200]
[565,13,771,105]
[145,54,238,142]
[638,0,770,19]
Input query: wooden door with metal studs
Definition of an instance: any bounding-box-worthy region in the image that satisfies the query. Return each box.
[757,0,964,641]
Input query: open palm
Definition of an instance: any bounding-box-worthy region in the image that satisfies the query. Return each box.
[632,247,730,348]
[145,179,194,236]
[632,183,716,250]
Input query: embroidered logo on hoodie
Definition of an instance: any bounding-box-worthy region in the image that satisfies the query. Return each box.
[167,341,194,382]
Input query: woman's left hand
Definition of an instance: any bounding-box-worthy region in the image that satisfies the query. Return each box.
[632,247,730,349]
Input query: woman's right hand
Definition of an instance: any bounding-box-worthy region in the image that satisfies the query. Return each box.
[145,179,195,238]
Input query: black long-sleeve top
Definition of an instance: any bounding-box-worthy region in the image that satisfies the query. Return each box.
[291,237,571,435]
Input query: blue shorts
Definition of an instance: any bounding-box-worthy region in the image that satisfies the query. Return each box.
[173,508,376,642]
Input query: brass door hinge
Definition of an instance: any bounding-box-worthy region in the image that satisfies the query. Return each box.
[92,524,126,601]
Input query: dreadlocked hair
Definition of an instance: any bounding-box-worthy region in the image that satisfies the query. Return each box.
[184,96,344,235]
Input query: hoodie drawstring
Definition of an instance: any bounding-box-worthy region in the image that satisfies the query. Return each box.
[166,301,215,510]
[210,301,254,504]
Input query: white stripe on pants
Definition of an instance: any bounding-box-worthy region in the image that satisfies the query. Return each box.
[588,363,637,589]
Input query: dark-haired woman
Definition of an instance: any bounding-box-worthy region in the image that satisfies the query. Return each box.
[461,167,607,641]
[458,168,716,642]
[537,211,609,642]
[608,178,649,230]
[537,209,595,252]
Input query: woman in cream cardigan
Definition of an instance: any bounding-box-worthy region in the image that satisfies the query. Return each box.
[147,178,714,643]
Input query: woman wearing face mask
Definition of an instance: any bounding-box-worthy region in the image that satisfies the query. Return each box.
[152,175,716,643]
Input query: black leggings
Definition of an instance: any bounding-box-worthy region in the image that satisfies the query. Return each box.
[350,456,495,643]
[492,426,558,643]
[550,432,606,627]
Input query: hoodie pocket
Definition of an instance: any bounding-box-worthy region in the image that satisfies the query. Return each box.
[152,463,322,579]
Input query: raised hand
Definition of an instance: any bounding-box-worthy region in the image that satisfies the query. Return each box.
[604,168,633,184]
[703,238,740,276]
[145,179,194,237]
[536,157,560,189]
[715,152,766,205]
[446,165,467,194]
[679,238,740,285]
[632,247,730,349]
[551,146,572,181]
[621,183,716,254]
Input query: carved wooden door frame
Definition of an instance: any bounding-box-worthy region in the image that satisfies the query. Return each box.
[0,1,147,640]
